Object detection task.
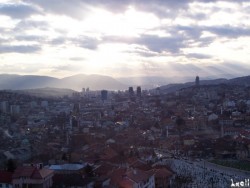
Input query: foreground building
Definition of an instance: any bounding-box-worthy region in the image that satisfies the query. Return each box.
[12,166,54,188]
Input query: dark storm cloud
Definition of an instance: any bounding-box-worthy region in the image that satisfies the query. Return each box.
[0,3,40,18]
[0,45,41,54]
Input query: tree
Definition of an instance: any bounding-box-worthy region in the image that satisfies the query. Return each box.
[84,164,94,177]
[61,153,67,161]
[6,159,17,172]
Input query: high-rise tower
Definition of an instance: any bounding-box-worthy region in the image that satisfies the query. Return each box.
[136,86,141,97]
[195,76,200,87]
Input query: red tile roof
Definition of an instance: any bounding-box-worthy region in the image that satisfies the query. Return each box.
[109,168,127,185]
[126,169,151,183]
[154,168,173,178]
[118,178,134,188]
[13,166,53,179]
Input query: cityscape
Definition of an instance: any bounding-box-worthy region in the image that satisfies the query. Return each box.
[1,75,250,187]
[1,0,250,187]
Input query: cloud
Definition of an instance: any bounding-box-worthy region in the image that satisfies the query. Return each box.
[0,0,249,78]
[174,25,202,39]
[71,37,100,50]
[102,35,186,53]
[14,20,49,31]
[50,37,66,46]
[69,57,85,61]
[127,46,160,57]
[23,0,90,19]
[0,45,41,54]
[169,62,202,73]
[0,3,40,18]
[20,0,207,19]
[137,35,185,53]
[51,64,83,73]
[206,26,250,38]
[186,53,212,59]
[15,35,46,42]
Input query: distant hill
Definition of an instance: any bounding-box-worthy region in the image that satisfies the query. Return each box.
[58,74,127,90]
[227,75,250,86]
[0,74,249,92]
[159,76,250,93]
[0,74,127,91]
[0,74,58,90]
[117,76,198,89]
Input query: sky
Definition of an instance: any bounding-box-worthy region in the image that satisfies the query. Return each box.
[0,0,250,79]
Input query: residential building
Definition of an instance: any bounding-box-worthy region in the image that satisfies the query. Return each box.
[12,166,54,188]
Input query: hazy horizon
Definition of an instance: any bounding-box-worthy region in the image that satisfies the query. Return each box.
[0,1,250,78]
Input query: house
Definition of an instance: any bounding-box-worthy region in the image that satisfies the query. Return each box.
[126,169,155,188]
[0,171,12,188]
[109,168,155,188]
[52,174,94,188]
[236,144,249,160]
[12,166,54,188]
[153,168,173,188]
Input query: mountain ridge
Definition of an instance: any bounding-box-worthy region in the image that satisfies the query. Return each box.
[0,74,127,91]
[0,74,249,91]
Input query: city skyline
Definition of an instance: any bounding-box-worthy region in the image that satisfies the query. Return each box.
[0,0,250,78]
